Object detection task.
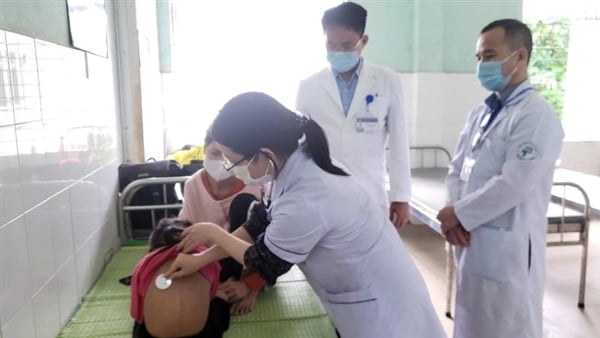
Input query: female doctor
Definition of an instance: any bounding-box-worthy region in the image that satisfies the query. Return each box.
[165,92,445,338]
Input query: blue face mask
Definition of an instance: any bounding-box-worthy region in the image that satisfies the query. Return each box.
[327,51,360,73]
[476,52,517,92]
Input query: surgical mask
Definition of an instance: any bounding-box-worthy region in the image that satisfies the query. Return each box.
[476,52,517,92]
[230,157,273,186]
[327,51,360,73]
[203,159,232,181]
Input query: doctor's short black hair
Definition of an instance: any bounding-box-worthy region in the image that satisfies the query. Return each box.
[322,2,367,36]
[481,19,533,64]
[148,218,192,252]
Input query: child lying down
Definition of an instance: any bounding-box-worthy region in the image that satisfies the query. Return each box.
[130,218,230,338]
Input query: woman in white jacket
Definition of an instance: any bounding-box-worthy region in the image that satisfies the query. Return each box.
[165,92,445,338]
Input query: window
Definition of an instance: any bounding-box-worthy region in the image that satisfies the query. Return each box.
[162,0,340,152]
[523,0,600,141]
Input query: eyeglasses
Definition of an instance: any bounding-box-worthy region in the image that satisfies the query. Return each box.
[222,153,255,171]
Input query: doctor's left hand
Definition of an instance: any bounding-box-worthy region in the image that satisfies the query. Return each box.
[390,202,410,228]
[176,222,220,253]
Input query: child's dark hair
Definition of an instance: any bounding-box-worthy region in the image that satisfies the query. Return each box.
[211,92,348,177]
[148,218,192,252]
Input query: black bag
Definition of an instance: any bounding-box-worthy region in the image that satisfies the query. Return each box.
[118,159,191,239]
[118,159,185,192]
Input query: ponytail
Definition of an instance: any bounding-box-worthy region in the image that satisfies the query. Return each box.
[301,118,348,176]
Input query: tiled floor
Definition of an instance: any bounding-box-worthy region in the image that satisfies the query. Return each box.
[399,220,600,338]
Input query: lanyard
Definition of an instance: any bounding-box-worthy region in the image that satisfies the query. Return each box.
[471,87,533,150]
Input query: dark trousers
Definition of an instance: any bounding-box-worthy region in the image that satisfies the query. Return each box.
[132,193,257,338]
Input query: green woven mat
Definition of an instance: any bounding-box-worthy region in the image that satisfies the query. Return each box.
[58,246,335,338]
[227,317,337,338]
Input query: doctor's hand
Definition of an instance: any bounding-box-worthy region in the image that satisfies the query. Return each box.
[437,206,461,234]
[444,225,470,247]
[390,202,410,228]
[163,252,208,280]
[176,222,220,253]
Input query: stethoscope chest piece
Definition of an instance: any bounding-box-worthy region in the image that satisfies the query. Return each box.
[155,273,172,290]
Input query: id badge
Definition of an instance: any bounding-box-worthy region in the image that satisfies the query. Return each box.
[460,157,476,182]
[356,116,379,133]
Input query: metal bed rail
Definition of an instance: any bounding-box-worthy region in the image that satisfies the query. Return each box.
[118,176,190,240]
[547,182,591,308]
[408,146,593,318]
[409,146,454,316]
[410,145,452,169]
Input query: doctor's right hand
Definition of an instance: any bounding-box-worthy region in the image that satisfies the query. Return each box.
[164,252,208,280]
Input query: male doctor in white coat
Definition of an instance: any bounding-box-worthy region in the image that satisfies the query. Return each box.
[437,19,564,338]
[296,2,411,227]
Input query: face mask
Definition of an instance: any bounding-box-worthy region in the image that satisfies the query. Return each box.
[327,51,360,73]
[476,52,517,92]
[230,155,273,186]
[203,159,232,181]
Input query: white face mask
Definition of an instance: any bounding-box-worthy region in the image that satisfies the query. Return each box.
[203,159,232,181]
[230,156,273,186]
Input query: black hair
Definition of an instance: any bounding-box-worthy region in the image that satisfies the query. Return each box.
[322,2,367,36]
[481,19,533,64]
[204,128,215,148]
[211,92,348,177]
[148,218,192,252]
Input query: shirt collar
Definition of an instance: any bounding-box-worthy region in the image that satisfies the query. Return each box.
[270,147,305,201]
[485,79,530,110]
[334,57,364,82]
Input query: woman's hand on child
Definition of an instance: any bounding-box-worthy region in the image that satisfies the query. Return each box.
[221,278,250,302]
[177,222,220,253]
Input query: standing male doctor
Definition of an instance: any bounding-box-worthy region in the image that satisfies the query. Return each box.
[437,19,564,338]
[296,2,411,227]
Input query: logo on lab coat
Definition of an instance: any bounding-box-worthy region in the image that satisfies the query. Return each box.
[517,143,537,160]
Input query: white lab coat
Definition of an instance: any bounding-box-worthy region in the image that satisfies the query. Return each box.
[296,62,411,211]
[446,81,564,338]
[265,148,445,338]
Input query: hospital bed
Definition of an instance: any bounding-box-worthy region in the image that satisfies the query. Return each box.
[409,146,592,318]
[114,176,337,337]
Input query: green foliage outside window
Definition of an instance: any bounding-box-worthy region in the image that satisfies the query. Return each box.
[526,19,570,119]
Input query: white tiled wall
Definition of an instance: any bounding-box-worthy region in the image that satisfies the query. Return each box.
[0,30,121,338]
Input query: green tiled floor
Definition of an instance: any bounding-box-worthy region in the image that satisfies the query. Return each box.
[58,246,335,338]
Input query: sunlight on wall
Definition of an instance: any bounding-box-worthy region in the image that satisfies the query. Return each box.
[162,0,340,151]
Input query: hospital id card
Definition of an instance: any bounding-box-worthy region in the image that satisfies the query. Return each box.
[460,157,476,182]
[356,117,379,133]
